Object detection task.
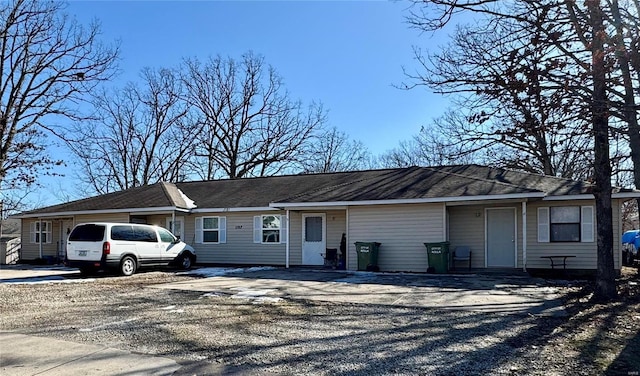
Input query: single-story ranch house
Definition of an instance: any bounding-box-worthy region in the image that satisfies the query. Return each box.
[16,165,640,274]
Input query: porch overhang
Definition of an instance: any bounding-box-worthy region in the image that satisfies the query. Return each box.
[16,206,191,219]
[270,192,546,209]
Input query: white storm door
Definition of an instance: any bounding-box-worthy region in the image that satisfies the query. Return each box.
[302,214,326,265]
[166,217,185,241]
[60,220,74,260]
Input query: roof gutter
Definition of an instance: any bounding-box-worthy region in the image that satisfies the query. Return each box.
[190,206,279,213]
[544,192,640,201]
[270,192,546,208]
[16,206,191,219]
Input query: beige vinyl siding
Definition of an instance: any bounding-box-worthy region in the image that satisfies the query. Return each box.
[289,211,302,265]
[20,220,61,260]
[21,213,127,260]
[448,203,524,269]
[526,200,621,270]
[288,210,346,266]
[75,213,130,224]
[347,203,445,272]
[447,205,487,268]
[186,211,286,265]
[326,211,347,251]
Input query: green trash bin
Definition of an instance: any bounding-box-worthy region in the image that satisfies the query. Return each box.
[354,242,381,271]
[424,242,450,273]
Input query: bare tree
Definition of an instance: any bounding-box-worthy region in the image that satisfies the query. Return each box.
[70,68,194,193]
[380,110,488,169]
[405,0,634,300]
[402,7,594,180]
[606,0,640,204]
[182,52,326,180]
[301,127,370,173]
[0,0,118,200]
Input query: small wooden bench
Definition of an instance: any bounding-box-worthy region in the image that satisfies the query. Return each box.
[540,255,576,270]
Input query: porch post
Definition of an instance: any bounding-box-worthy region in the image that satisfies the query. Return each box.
[345,207,349,270]
[522,201,527,272]
[38,218,43,259]
[171,211,176,234]
[285,210,290,268]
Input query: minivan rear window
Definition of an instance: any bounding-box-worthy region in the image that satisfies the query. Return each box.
[69,224,106,242]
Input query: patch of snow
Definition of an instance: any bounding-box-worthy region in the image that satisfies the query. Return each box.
[200,292,225,298]
[230,287,274,297]
[229,287,282,304]
[251,296,282,304]
[160,305,177,310]
[177,188,197,209]
[178,266,277,278]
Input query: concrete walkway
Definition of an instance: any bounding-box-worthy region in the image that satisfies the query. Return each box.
[0,332,183,376]
[0,265,78,283]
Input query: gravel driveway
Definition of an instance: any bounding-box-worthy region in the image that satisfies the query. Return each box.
[0,267,607,375]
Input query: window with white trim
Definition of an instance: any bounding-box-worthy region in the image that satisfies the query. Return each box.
[537,206,594,243]
[195,216,226,244]
[254,215,285,244]
[30,221,52,244]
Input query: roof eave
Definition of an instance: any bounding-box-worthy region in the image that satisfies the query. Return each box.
[191,207,279,213]
[16,206,190,219]
[543,192,640,201]
[270,192,546,208]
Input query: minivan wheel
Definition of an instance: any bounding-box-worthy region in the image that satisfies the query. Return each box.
[120,256,136,276]
[179,254,193,270]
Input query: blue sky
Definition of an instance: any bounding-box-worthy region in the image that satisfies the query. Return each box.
[38,1,459,206]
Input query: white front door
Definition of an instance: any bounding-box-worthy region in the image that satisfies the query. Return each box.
[486,208,517,267]
[302,214,326,265]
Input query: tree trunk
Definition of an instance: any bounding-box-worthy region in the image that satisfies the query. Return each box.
[589,0,617,301]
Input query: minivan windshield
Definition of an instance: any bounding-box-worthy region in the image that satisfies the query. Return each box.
[69,224,106,242]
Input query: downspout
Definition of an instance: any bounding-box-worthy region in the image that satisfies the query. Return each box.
[285,210,290,268]
[443,204,448,240]
[345,207,350,270]
[38,218,43,259]
[522,201,527,272]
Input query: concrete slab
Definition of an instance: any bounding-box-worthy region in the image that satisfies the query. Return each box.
[0,332,182,376]
[0,265,79,283]
[156,269,568,316]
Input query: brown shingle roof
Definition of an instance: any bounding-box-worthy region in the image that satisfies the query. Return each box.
[272,165,592,203]
[21,182,185,215]
[20,165,606,216]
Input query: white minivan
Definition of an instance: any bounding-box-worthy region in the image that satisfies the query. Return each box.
[66,222,196,276]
